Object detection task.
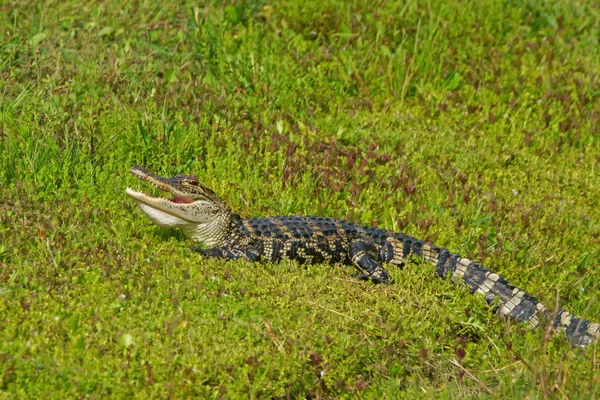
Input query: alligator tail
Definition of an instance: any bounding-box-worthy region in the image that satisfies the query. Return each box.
[380,235,599,347]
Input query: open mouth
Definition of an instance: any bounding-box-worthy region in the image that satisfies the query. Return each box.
[125,187,195,205]
[125,165,218,227]
[128,166,195,204]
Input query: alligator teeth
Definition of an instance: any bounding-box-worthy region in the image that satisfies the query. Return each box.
[153,183,170,192]
[126,186,192,204]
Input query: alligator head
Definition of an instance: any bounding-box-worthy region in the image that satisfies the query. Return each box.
[125,165,234,246]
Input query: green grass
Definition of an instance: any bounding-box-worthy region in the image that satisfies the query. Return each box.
[1,0,600,397]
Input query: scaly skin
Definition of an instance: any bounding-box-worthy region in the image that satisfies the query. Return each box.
[126,165,599,347]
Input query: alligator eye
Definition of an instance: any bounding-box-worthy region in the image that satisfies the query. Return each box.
[185,180,199,186]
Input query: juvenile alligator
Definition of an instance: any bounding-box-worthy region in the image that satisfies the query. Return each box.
[125,165,599,347]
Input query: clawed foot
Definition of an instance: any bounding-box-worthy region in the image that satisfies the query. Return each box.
[352,272,391,284]
[191,247,223,257]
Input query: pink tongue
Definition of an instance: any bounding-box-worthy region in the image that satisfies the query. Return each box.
[172,196,194,204]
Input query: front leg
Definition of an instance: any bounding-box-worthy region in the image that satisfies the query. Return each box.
[193,246,261,262]
[350,239,391,284]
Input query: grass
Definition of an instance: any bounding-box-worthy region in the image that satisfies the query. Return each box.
[1,0,599,397]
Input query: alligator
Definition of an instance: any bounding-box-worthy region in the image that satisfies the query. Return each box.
[125,165,599,347]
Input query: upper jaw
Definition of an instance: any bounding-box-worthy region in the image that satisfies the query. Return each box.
[127,165,195,205]
[129,165,169,189]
